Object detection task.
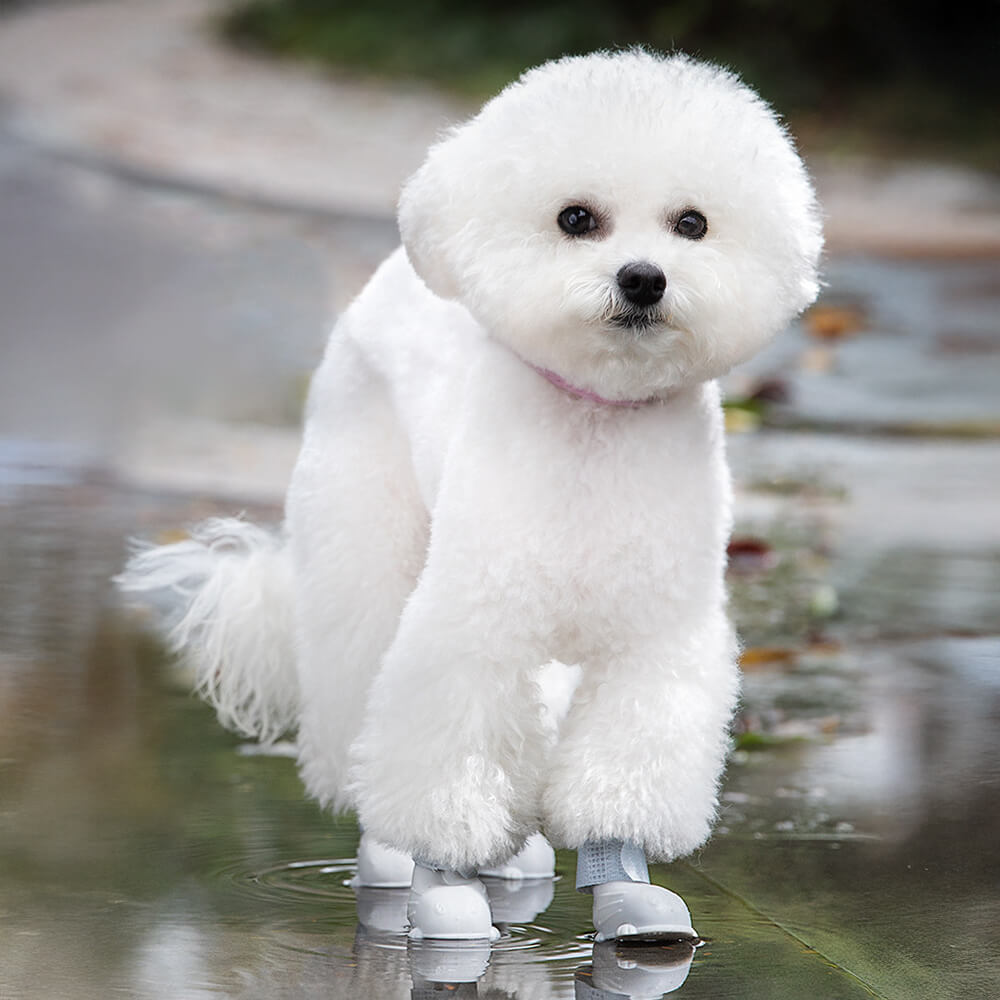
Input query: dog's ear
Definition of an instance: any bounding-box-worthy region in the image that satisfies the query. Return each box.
[397,131,467,301]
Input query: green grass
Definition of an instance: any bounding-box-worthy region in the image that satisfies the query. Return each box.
[222,0,625,97]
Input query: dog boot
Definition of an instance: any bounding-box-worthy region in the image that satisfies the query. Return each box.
[478,832,556,879]
[407,863,500,941]
[591,882,697,943]
[483,875,555,926]
[351,830,415,888]
[577,839,697,943]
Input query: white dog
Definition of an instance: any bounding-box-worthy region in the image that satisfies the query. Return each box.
[121,49,821,942]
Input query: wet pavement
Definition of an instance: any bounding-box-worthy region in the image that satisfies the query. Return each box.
[2,477,998,998]
[2,3,1000,998]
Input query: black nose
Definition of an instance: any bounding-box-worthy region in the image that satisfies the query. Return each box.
[617,261,666,306]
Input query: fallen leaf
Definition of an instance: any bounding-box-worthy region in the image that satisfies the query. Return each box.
[800,345,835,373]
[739,646,797,669]
[805,304,866,341]
[724,406,762,433]
[727,536,778,573]
[748,377,791,404]
[154,528,189,545]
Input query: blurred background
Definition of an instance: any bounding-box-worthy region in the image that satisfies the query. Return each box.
[0,2,997,999]
[219,0,1000,162]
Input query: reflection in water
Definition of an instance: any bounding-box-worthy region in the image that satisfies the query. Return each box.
[2,477,999,998]
[577,941,697,998]
[403,939,697,998]
[408,939,492,992]
[132,920,221,1000]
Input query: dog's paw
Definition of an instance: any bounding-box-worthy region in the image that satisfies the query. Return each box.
[355,753,529,873]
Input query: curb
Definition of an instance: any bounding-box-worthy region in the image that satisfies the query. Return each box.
[0,117,399,231]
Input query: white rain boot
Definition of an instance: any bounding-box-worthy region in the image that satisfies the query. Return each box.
[577,839,697,943]
[350,830,415,888]
[351,830,554,889]
[407,864,500,941]
[592,881,697,943]
[479,832,556,879]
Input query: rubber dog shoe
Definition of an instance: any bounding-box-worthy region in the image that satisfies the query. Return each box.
[350,831,415,888]
[483,875,555,925]
[407,866,500,942]
[479,832,556,880]
[592,881,697,943]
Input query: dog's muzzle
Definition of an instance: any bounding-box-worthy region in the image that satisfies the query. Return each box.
[611,308,664,333]
[612,261,667,332]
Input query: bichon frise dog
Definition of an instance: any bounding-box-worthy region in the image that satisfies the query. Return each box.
[120,48,821,943]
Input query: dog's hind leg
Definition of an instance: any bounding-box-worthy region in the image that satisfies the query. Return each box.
[287,335,429,815]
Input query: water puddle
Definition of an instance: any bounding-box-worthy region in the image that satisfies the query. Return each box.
[1,462,998,998]
[213,853,599,969]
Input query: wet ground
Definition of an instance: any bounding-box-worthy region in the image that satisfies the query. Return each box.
[3,137,999,1000]
[2,41,1000,1000]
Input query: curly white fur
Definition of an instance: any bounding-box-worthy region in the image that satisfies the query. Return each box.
[119,49,822,872]
[117,518,296,744]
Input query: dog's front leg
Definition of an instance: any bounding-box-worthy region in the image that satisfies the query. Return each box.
[348,552,550,875]
[541,620,740,863]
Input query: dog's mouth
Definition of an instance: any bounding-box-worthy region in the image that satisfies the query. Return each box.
[608,307,665,334]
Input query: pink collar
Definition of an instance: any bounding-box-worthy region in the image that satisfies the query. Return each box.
[528,363,660,409]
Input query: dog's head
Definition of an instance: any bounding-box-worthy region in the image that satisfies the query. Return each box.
[399,50,822,400]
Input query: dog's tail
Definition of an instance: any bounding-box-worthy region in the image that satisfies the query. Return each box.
[116,517,297,744]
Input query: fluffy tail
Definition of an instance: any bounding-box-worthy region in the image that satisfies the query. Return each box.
[116,517,297,744]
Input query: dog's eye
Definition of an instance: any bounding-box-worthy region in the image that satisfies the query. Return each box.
[558,206,599,236]
[674,210,708,240]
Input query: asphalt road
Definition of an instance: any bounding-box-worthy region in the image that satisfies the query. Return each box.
[0,129,397,473]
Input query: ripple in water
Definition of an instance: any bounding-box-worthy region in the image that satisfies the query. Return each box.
[218,857,594,966]
[217,856,356,909]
